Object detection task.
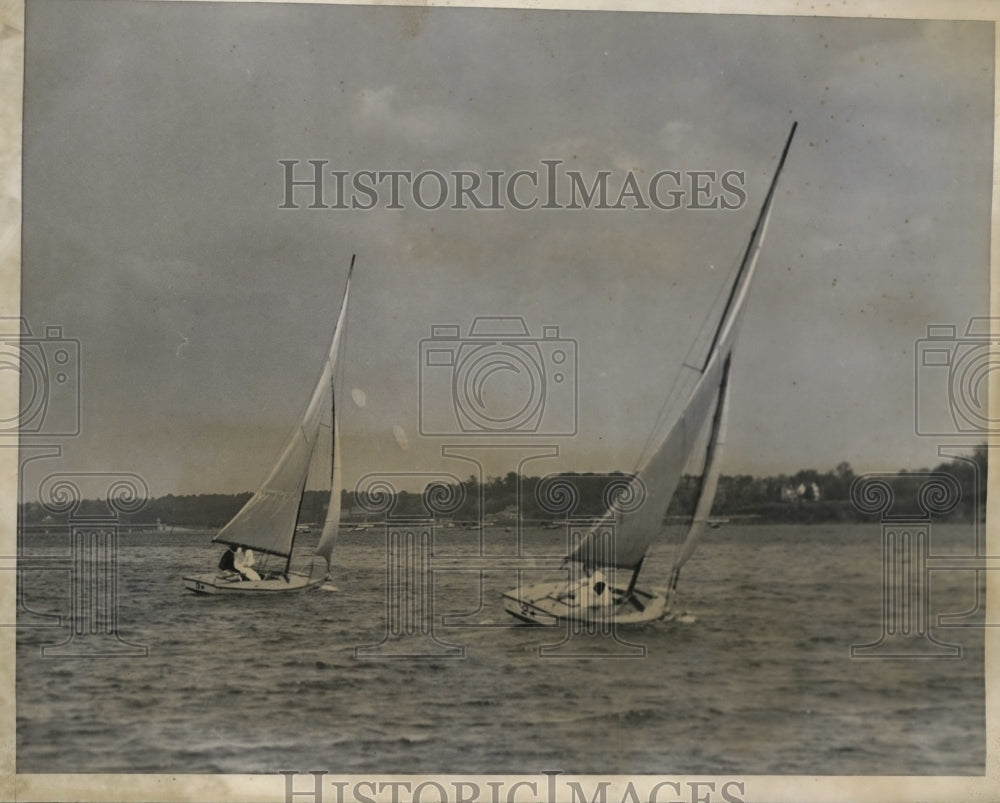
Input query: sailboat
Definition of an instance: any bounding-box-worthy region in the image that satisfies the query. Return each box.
[502,124,797,625]
[183,257,355,595]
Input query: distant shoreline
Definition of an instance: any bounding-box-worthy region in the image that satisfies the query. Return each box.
[18,451,986,530]
[19,501,985,535]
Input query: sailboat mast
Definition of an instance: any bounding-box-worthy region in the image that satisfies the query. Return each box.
[625,556,645,597]
[702,122,797,369]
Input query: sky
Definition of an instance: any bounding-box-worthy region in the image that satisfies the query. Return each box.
[18,2,994,499]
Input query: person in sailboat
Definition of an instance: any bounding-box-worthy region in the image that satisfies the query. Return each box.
[557,567,616,608]
[234,546,261,582]
[584,568,616,608]
[218,545,238,576]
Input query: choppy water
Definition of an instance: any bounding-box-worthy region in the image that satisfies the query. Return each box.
[16,523,985,775]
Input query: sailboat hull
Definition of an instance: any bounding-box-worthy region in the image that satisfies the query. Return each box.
[182,571,326,595]
[501,580,669,626]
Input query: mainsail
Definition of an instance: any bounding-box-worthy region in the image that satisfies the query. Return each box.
[214,258,354,566]
[567,123,797,580]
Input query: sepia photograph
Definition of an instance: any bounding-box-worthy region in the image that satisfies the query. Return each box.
[3,0,996,801]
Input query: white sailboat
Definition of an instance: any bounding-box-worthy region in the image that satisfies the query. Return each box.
[183,257,354,595]
[503,124,797,625]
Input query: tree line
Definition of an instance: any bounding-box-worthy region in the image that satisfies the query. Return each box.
[19,448,986,528]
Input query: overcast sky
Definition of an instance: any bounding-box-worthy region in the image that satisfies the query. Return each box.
[19,2,993,498]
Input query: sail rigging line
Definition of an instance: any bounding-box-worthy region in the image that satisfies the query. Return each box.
[502,126,796,624]
[183,255,356,595]
[564,123,797,584]
[328,254,352,557]
[315,254,354,571]
[681,249,745,371]
[668,351,733,597]
[631,121,795,501]
[296,254,354,577]
[298,268,350,578]
[634,125,797,476]
[701,121,797,372]
[293,261,352,575]
[319,353,338,580]
[630,249,739,476]
[212,255,354,566]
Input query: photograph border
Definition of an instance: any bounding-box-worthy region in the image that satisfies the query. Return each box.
[1,0,997,801]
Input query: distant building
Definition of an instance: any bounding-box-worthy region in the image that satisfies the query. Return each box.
[782,482,821,502]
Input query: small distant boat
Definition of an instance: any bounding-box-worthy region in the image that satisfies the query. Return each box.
[183,257,355,595]
[502,125,797,626]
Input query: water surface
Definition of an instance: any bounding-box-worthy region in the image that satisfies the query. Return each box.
[16,523,985,775]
